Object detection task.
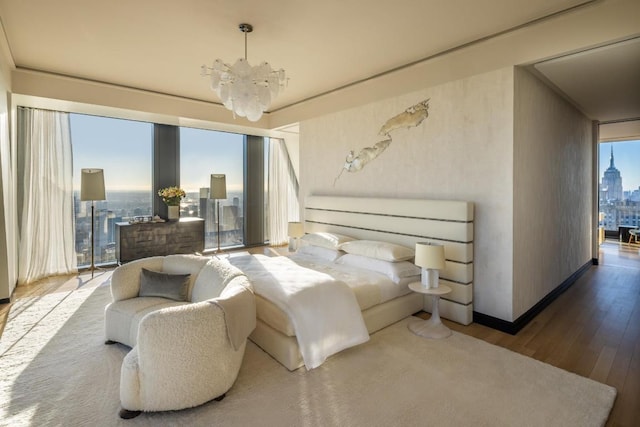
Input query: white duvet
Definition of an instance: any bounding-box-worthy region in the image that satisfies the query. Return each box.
[228,254,369,369]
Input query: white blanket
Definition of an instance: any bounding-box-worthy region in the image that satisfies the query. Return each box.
[228,254,369,369]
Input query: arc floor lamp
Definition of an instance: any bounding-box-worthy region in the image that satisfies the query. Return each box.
[210,174,227,252]
[81,168,106,278]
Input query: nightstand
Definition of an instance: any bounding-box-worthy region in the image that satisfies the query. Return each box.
[408,282,452,339]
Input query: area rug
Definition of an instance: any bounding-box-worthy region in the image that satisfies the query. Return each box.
[0,284,616,427]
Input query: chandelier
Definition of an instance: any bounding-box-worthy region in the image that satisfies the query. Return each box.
[201,23,286,122]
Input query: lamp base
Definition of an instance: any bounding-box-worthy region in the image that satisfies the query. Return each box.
[421,268,439,289]
[288,237,299,252]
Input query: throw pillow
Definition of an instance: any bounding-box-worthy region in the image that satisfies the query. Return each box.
[139,268,191,301]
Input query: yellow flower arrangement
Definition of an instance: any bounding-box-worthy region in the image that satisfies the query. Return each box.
[158,186,186,206]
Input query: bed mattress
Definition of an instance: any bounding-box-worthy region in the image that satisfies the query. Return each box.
[254,252,413,337]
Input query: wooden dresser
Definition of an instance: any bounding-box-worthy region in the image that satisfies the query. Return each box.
[115,217,205,263]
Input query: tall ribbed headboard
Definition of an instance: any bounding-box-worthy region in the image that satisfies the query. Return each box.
[304,196,474,325]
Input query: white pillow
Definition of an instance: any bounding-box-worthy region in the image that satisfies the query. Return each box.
[296,244,342,262]
[300,232,355,250]
[335,254,421,283]
[338,240,414,262]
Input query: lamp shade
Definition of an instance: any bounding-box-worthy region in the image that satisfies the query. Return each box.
[210,174,227,199]
[414,242,445,270]
[80,168,106,201]
[287,222,304,238]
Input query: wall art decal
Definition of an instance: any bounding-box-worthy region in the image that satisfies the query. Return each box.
[334,99,430,185]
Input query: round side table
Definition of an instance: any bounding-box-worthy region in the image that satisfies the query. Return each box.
[408,282,452,339]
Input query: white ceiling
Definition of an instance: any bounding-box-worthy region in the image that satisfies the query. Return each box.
[0,0,638,123]
[533,37,640,123]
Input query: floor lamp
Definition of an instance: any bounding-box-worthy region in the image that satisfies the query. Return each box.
[81,168,106,278]
[210,174,227,253]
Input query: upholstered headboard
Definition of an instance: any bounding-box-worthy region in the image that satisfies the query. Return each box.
[304,196,474,325]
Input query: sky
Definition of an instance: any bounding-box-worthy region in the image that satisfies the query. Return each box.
[599,140,640,191]
[70,113,246,192]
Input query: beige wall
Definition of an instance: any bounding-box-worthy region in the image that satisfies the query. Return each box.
[0,37,16,300]
[512,68,593,319]
[300,67,515,320]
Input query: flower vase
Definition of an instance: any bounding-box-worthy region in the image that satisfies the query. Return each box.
[167,205,179,221]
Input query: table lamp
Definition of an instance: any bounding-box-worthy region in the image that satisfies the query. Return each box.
[287,222,304,251]
[414,242,445,288]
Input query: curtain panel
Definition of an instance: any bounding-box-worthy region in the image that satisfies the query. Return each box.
[17,107,77,285]
[268,138,300,245]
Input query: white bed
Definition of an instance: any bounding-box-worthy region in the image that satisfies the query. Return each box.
[232,196,475,371]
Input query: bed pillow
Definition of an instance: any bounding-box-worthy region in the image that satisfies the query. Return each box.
[296,244,343,262]
[338,240,414,262]
[139,268,191,301]
[300,232,355,250]
[335,253,421,283]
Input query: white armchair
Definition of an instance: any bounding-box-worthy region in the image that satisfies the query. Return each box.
[104,254,256,419]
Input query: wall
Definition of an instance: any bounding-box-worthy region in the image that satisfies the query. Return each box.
[0,33,17,300]
[300,67,516,321]
[512,68,592,319]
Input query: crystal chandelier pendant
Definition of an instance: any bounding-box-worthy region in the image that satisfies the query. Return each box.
[201,23,287,122]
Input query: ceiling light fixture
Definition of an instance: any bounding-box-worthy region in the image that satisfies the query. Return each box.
[201,23,287,122]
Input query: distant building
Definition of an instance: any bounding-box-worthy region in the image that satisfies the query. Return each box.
[600,146,623,201]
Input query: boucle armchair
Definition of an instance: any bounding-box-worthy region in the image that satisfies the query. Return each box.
[104,254,256,419]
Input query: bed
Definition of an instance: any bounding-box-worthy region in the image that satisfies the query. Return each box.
[229,196,475,371]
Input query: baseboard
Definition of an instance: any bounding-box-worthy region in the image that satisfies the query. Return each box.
[0,297,10,304]
[473,259,595,335]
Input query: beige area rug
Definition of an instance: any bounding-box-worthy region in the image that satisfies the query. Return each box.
[1,283,616,427]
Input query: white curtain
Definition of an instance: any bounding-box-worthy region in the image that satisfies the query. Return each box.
[17,107,77,285]
[268,138,300,245]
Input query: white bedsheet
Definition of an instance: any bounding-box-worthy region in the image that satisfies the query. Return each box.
[227,254,369,369]
[289,252,413,309]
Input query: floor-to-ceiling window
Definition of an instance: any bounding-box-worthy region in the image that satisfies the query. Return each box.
[70,114,152,267]
[179,127,245,250]
[598,140,640,240]
[70,114,269,266]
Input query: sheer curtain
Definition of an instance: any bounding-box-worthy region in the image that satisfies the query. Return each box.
[17,107,77,285]
[268,138,300,245]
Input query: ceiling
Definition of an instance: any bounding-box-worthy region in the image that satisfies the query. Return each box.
[532,37,640,123]
[0,0,638,123]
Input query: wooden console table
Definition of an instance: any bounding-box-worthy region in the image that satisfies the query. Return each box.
[115,218,205,263]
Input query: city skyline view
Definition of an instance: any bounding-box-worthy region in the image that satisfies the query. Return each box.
[69,113,258,267]
[599,140,640,192]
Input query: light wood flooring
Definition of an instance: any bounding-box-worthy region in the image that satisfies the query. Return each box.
[1,243,638,426]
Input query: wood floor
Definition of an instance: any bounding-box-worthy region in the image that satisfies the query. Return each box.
[1,242,638,426]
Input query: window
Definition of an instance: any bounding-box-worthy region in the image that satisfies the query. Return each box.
[71,114,152,266]
[180,127,245,250]
[70,114,268,266]
[598,140,640,232]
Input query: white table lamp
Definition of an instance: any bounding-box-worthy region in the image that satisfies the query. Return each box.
[210,174,227,252]
[80,168,106,278]
[414,242,445,289]
[287,222,304,251]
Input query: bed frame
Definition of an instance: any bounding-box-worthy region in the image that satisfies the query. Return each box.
[249,195,475,370]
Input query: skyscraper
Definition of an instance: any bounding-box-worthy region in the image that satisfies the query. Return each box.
[601,146,623,201]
